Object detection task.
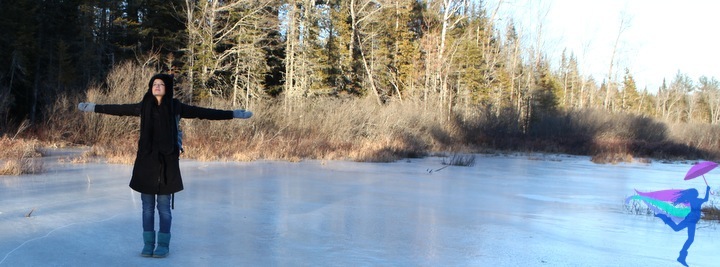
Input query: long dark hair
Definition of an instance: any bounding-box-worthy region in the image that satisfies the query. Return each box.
[138,74,178,154]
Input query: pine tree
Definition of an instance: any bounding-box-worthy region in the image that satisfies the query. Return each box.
[0,0,37,125]
[327,0,359,96]
[140,0,186,56]
[453,5,501,108]
[621,68,640,113]
[532,57,560,115]
[380,0,421,100]
[501,20,523,111]
[695,76,720,123]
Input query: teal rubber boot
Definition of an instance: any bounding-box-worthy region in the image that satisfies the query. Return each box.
[141,231,155,257]
[153,232,171,258]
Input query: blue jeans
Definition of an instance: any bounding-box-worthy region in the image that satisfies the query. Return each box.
[141,194,172,233]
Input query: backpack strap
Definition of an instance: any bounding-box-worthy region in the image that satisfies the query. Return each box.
[173,100,184,153]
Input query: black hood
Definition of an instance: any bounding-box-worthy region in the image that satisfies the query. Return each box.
[147,73,174,102]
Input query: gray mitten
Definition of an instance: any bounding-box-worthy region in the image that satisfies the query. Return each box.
[233,109,253,119]
[78,102,96,112]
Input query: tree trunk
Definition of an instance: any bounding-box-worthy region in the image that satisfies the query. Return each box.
[184,0,196,100]
[284,1,298,112]
[350,0,384,105]
[604,16,627,110]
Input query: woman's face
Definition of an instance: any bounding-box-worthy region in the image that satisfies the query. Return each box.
[152,79,166,97]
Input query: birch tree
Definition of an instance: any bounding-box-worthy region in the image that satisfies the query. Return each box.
[183,0,275,104]
[657,72,693,122]
[281,0,329,110]
[348,0,386,105]
[283,1,299,109]
[433,0,467,110]
[603,14,629,111]
[501,20,523,112]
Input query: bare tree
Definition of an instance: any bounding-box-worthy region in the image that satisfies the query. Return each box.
[183,0,274,104]
[657,72,693,122]
[603,13,630,111]
[477,1,505,116]
[283,1,299,111]
[348,0,386,105]
[500,19,523,113]
[282,0,329,111]
[435,0,467,111]
[517,1,550,133]
[698,76,720,124]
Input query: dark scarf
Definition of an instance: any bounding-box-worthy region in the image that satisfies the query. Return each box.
[138,74,177,155]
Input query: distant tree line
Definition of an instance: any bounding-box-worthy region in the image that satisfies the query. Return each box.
[2,0,719,134]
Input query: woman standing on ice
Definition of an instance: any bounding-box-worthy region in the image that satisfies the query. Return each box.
[77,74,252,258]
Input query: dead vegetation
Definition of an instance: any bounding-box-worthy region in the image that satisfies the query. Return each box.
[701,206,720,221]
[6,94,720,169]
[442,154,476,167]
[4,63,720,169]
[0,136,44,175]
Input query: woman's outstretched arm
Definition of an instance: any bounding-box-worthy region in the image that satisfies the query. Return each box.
[178,102,252,120]
[78,102,141,116]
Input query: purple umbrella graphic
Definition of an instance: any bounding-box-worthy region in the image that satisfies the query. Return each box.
[684,161,716,193]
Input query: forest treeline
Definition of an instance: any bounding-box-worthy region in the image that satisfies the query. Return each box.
[2,0,720,164]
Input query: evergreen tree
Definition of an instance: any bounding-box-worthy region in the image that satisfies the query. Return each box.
[532,57,560,115]
[500,20,523,111]
[393,0,422,98]
[0,0,37,124]
[262,4,286,97]
[453,5,501,108]
[306,1,334,95]
[0,0,95,123]
[109,0,141,60]
[638,87,656,117]
[559,50,584,109]
[621,68,640,113]
[455,36,485,104]
[695,76,720,123]
[140,0,186,56]
[328,0,360,95]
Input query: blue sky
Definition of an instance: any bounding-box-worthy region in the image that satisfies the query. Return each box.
[486,0,720,92]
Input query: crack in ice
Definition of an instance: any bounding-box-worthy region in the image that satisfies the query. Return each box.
[0,214,120,265]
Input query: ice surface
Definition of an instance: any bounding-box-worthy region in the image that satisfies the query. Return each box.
[1,151,718,266]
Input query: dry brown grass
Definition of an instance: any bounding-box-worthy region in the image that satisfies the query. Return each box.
[180,97,441,162]
[442,154,477,166]
[40,61,149,164]
[523,110,718,163]
[590,151,635,164]
[0,137,44,175]
[48,61,450,163]
[29,61,720,164]
[46,91,720,164]
[702,206,720,221]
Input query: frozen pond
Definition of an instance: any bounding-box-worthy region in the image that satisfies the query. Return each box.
[1,151,719,266]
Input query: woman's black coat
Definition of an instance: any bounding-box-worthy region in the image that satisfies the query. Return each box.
[95,74,233,195]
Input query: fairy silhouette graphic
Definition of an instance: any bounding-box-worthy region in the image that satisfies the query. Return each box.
[626,186,710,266]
